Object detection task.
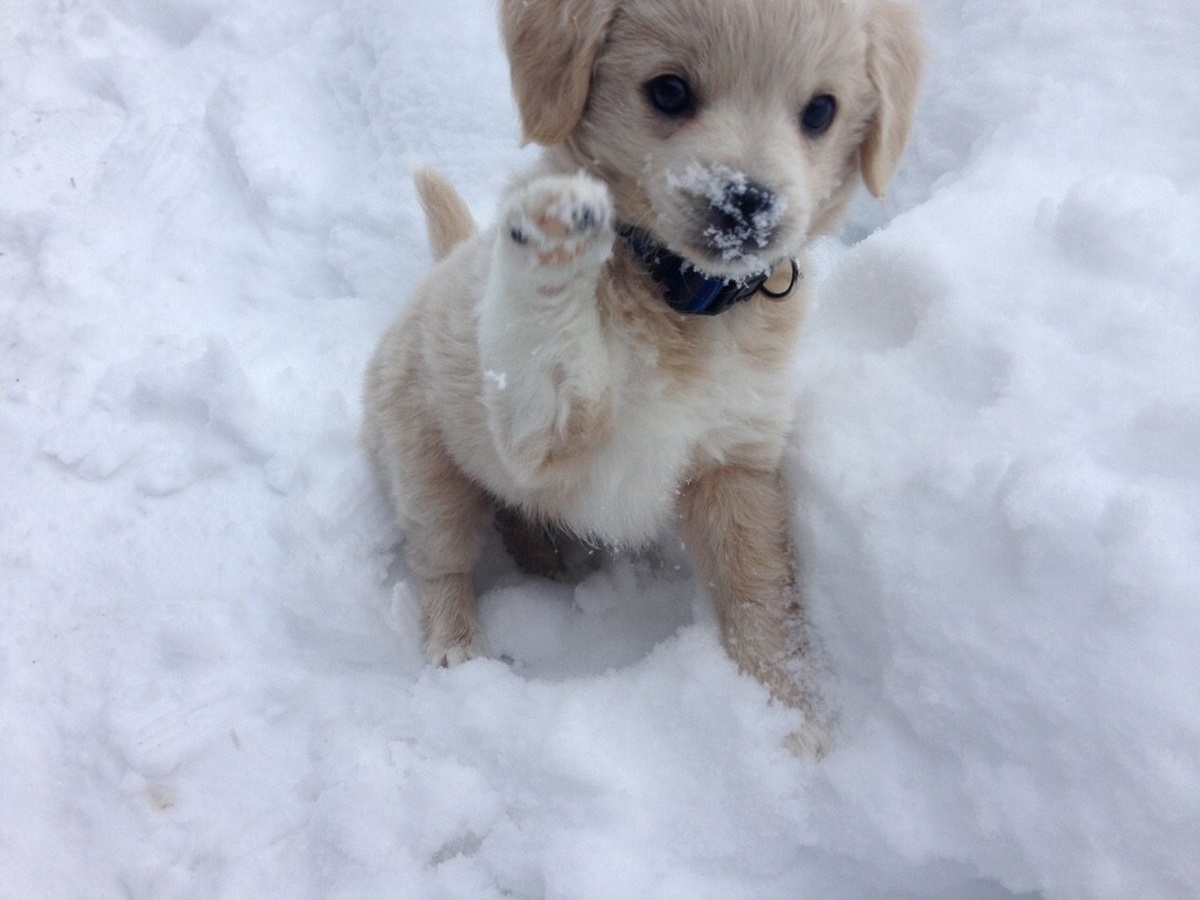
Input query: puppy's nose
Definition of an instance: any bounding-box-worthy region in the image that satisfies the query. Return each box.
[709,179,781,251]
[723,180,775,223]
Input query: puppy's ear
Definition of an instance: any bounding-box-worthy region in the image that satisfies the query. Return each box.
[500,0,618,145]
[860,0,925,198]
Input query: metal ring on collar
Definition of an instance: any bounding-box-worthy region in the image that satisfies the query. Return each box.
[758,259,801,301]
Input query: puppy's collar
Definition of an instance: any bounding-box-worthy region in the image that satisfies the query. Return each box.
[617,225,799,316]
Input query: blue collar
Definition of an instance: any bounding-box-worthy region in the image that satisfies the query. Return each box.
[618,225,798,316]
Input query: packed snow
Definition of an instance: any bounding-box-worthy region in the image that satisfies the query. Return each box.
[2,0,1198,898]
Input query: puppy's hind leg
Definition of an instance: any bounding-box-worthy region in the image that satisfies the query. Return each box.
[410,462,489,666]
[376,416,490,667]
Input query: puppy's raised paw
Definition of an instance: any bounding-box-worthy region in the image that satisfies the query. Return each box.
[505,174,614,271]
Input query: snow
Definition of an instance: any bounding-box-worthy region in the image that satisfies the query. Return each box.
[2,0,1198,898]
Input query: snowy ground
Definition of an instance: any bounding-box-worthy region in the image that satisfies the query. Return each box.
[2,0,1199,898]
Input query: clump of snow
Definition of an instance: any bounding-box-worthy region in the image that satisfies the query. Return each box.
[2,0,1199,898]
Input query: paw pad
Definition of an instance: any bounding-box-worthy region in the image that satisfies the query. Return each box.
[505,175,614,268]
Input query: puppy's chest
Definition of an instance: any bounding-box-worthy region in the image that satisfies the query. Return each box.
[607,320,789,466]
[546,321,787,542]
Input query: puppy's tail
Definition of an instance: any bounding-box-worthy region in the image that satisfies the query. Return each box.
[413,167,477,261]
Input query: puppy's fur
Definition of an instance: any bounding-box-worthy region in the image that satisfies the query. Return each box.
[363,0,922,751]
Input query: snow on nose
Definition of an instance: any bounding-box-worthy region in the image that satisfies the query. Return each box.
[706,177,782,256]
[667,163,787,262]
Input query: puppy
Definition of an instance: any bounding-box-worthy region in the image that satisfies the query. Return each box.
[363,0,922,751]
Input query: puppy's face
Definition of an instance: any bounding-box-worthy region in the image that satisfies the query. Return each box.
[579,0,876,278]
[503,0,923,278]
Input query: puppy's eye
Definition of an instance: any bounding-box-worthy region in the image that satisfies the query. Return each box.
[800,94,838,137]
[645,74,696,118]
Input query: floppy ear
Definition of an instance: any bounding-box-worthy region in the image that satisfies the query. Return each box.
[500,0,618,146]
[860,0,925,199]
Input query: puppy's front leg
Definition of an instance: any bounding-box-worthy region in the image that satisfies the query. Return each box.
[679,464,831,757]
[480,175,615,485]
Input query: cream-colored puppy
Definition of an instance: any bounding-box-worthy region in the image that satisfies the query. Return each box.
[364,0,922,751]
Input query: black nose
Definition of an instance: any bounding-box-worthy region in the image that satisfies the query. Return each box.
[723,180,775,222]
[706,179,780,253]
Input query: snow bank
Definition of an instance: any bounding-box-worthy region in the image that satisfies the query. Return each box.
[2,0,1198,898]
[789,3,1200,895]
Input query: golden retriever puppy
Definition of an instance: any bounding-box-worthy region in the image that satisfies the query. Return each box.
[363,0,923,753]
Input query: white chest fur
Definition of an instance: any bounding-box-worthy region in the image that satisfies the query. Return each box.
[479,307,793,546]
